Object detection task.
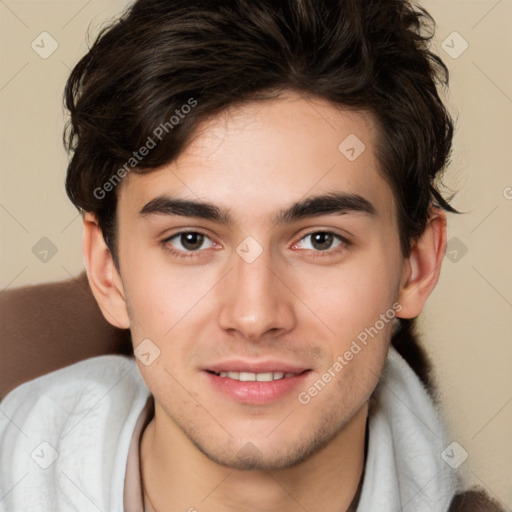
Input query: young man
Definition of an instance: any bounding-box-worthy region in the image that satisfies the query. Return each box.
[0,0,505,510]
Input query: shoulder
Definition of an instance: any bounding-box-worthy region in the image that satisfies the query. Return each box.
[0,355,147,430]
[0,355,150,512]
[377,349,506,512]
[3,352,143,394]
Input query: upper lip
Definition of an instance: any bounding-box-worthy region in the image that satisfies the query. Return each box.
[205,360,310,374]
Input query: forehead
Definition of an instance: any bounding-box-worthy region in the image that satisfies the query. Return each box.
[118,92,396,226]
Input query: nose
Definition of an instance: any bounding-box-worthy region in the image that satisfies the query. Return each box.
[217,248,296,341]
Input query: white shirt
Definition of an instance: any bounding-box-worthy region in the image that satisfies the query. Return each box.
[0,348,461,511]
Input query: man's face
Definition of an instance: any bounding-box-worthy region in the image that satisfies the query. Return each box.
[115,92,407,470]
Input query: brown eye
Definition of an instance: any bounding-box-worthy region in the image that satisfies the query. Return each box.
[165,231,214,253]
[299,231,348,252]
[310,232,335,251]
[180,232,205,251]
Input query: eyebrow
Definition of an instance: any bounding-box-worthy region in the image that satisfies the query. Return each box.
[138,192,377,225]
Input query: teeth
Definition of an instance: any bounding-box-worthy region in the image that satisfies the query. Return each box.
[217,371,294,382]
[256,372,273,382]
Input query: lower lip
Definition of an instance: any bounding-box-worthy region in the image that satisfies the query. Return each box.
[204,371,311,405]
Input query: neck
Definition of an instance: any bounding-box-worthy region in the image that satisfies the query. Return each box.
[140,403,367,512]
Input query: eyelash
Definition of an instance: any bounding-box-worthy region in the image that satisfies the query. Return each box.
[161,230,214,260]
[293,231,350,258]
[161,230,350,260]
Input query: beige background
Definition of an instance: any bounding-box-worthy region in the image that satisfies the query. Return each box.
[1,0,511,506]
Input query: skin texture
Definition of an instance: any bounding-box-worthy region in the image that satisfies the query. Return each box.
[83,91,446,511]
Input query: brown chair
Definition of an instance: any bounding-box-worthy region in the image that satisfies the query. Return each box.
[0,271,132,400]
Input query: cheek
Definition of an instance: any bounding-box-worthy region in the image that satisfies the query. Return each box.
[333,345,388,406]
[292,256,400,342]
[294,329,389,432]
[122,254,218,342]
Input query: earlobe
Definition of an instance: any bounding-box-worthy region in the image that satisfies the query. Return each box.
[397,209,447,319]
[82,213,130,329]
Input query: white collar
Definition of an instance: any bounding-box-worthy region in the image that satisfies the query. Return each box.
[357,346,461,510]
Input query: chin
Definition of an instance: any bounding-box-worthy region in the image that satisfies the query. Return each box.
[188,420,343,472]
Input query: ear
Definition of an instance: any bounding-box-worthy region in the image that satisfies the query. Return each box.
[397,209,447,319]
[82,212,130,329]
